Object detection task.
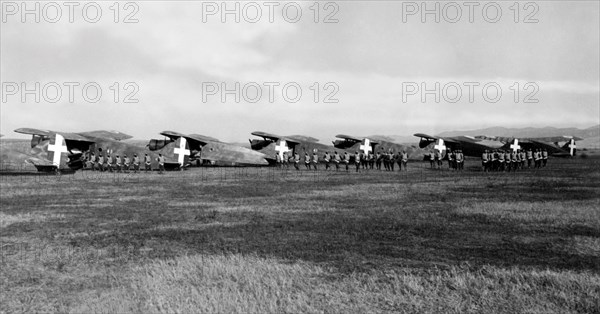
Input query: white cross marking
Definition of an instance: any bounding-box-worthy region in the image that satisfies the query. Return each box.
[359,138,372,155]
[275,140,289,160]
[510,139,521,152]
[568,139,576,156]
[47,134,68,166]
[174,137,190,165]
[434,139,446,153]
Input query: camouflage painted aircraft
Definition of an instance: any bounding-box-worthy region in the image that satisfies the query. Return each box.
[414,133,507,158]
[12,128,190,173]
[249,131,345,164]
[151,131,269,166]
[333,134,417,157]
[0,134,54,173]
[476,135,581,157]
[414,133,581,158]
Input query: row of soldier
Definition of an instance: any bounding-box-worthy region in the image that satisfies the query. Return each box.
[276,150,410,172]
[481,148,548,172]
[429,150,466,170]
[86,152,167,173]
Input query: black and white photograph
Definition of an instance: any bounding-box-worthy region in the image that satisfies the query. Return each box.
[1,1,599,312]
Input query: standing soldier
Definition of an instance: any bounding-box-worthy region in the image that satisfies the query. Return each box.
[106,154,113,172]
[455,150,464,171]
[429,150,435,169]
[389,150,395,171]
[376,151,383,170]
[312,151,318,170]
[511,150,519,171]
[293,152,300,170]
[157,153,165,173]
[498,150,505,171]
[97,153,105,172]
[282,152,289,169]
[144,153,152,172]
[275,153,282,169]
[447,149,453,170]
[89,153,96,171]
[343,152,351,171]
[304,152,311,170]
[133,154,140,173]
[526,148,533,169]
[519,149,526,170]
[116,154,123,172]
[504,150,512,172]
[354,151,361,172]
[481,150,489,172]
[542,149,548,167]
[401,150,408,171]
[334,151,341,171]
[323,151,331,170]
[123,154,130,173]
[434,149,442,169]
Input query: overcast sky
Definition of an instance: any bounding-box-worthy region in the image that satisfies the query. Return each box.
[1,1,598,142]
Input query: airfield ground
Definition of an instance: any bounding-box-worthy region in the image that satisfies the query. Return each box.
[1,157,599,313]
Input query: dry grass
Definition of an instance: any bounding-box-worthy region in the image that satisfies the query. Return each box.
[1,157,599,313]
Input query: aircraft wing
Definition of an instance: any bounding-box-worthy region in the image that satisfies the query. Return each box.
[413,133,460,144]
[15,128,93,143]
[526,136,584,142]
[287,135,319,143]
[251,131,300,145]
[335,134,362,143]
[78,130,133,141]
[189,134,221,143]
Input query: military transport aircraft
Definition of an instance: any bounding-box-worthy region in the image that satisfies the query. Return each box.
[12,128,189,172]
[413,133,507,158]
[151,131,269,166]
[333,134,417,156]
[476,135,581,157]
[249,131,344,164]
[414,133,581,157]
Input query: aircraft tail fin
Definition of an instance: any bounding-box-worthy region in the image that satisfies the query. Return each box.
[561,139,577,156]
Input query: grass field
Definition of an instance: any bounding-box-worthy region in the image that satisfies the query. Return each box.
[1,157,599,313]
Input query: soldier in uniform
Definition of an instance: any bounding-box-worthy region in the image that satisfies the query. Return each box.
[504,150,511,172]
[312,151,318,170]
[304,152,311,170]
[526,149,533,168]
[376,151,383,170]
[89,153,96,171]
[497,150,505,171]
[123,154,130,173]
[354,151,361,172]
[157,153,165,173]
[429,151,435,169]
[334,151,341,171]
[97,153,104,172]
[542,149,548,167]
[323,152,331,170]
[447,149,454,170]
[388,150,395,171]
[511,150,519,171]
[282,152,289,169]
[133,154,140,173]
[455,150,464,171]
[106,154,113,172]
[293,152,300,170]
[115,155,122,172]
[343,152,350,171]
[519,150,526,170]
[275,153,281,169]
[434,149,442,169]
[481,150,489,172]
[400,150,408,171]
[144,153,152,172]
